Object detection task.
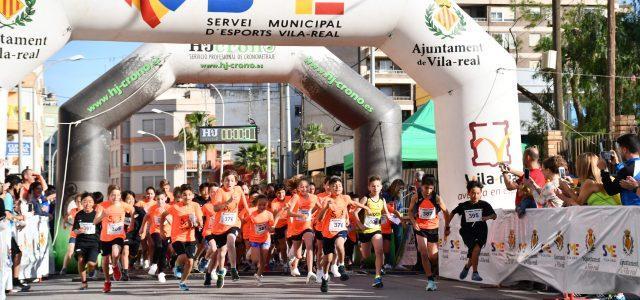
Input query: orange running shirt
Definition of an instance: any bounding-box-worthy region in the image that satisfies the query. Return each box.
[246,208,274,243]
[166,201,203,242]
[347,208,358,242]
[321,194,351,239]
[138,199,157,213]
[270,197,289,228]
[202,202,217,237]
[147,204,167,234]
[97,201,134,242]
[288,193,319,236]
[68,208,80,238]
[416,197,439,230]
[313,194,328,231]
[380,202,395,234]
[211,186,245,234]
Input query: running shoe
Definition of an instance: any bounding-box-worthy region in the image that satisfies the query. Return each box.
[216,268,227,288]
[320,276,329,293]
[330,264,340,278]
[372,276,383,288]
[198,258,208,273]
[426,279,437,291]
[173,266,183,278]
[79,283,88,291]
[113,265,122,281]
[103,281,111,293]
[254,274,263,286]
[316,269,324,284]
[158,272,166,283]
[231,268,240,281]
[59,268,67,275]
[380,268,386,276]
[306,271,317,284]
[121,269,130,281]
[204,272,212,286]
[291,267,301,277]
[459,266,470,280]
[143,260,150,269]
[89,269,97,279]
[179,282,189,291]
[148,264,158,276]
[615,293,627,300]
[471,272,483,282]
[383,263,393,270]
[338,265,349,281]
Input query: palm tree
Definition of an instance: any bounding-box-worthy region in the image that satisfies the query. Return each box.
[234,143,276,184]
[293,123,333,169]
[177,112,215,187]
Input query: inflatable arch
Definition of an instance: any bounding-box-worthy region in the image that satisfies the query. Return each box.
[56,43,402,204]
[0,0,522,211]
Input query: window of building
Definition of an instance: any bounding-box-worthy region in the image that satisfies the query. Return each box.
[529,33,541,47]
[401,110,412,122]
[142,119,166,136]
[142,148,164,165]
[142,176,164,191]
[490,7,515,22]
[122,121,131,138]
[490,11,503,21]
[122,175,131,191]
[492,33,516,50]
[122,150,130,166]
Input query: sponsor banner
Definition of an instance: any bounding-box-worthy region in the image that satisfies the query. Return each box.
[439,207,640,294]
[0,220,11,296]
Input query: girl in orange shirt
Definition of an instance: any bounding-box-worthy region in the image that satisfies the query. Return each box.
[160,185,203,291]
[287,178,320,283]
[246,194,277,286]
[408,176,449,292]
[140,191,171,283]
[93,185,135,293]
[317,177,370,293]
[269,185,289,272]
[209,170,249,288]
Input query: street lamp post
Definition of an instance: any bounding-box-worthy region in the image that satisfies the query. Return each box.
[208,84,225,180]
[138,130,167,180]
[152,108,187,184]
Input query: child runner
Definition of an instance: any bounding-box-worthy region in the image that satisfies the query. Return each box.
[380,190,402,272]
[445,180,496,283]
[138,187,157,270]
[60,194,82,275]
[313,178,331,283]
[408,176,449,291]
[141,191,171,282]
[210,170,249,288]
[246,194,277,286]
[161,185,203,291]
[72,192,99,290]
[354,175,393,288]
[269,185,289,272]
[94,185,134,293]
[287,178,320,283]
[317,176,370,293]
[122,190,146,281]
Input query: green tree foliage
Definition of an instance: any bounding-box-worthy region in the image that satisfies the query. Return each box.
[234,143,275,184]
[177,112,216,186]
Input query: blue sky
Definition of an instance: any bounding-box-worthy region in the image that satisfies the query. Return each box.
[44,41,142,104]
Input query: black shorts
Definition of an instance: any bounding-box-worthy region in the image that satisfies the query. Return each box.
[289,229,314,241]
[315,230,324,241]
[358,231,382,243]
[100,238,124,256]
[415,228,439,243]
[210,227,240,248]
[322,231,347,255]
[382,233,392,241]
[195,228,204,244]
[75,246,100,263]
[172,241,197,259]
[460,228,488,258]
[272,226,287,241]
[11,237,21,257]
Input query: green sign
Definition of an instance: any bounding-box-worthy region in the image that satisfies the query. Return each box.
[199,125,258,144]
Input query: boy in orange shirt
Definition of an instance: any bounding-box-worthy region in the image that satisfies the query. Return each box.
[160,185,203,291]
[93,185,135,293]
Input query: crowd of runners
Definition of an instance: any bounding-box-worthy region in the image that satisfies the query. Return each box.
[60,170,495,294]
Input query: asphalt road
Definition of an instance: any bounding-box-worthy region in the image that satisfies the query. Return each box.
[7,273,551,299]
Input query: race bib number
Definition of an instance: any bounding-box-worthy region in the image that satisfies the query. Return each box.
[124,217,132,226]
[364,215,380,228]
[465,209,483,222]
[255,223,267,235]
[107,222,124,235]
[221,212,237,226]
[79,222,95,234]
[297,209,311,222]
[154,216,162,225]
[419,207,436,220]
[329,218,347,232]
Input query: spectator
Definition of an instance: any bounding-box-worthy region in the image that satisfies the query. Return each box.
[412,171,425,198]
[558,153,621,206]
[20,168,47,200]
[525,155,567,208]
[501,147,547,215]
[598,133,640,206]
[28,182,49,217]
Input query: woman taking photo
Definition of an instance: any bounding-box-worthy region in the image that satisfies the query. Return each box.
[557,152,621,206]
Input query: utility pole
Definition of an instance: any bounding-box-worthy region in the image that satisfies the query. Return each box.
[267,83,272,184]
[279,83,286,182]
[552,0,564,132]
[18,84,24,171]
[607,0,616,134]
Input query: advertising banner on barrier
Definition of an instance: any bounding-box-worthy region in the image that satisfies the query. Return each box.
[438,206,640,294]
[0,220,10,299]
[16,216,50,280]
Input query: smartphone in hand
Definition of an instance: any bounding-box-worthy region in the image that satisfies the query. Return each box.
[524,168,530,180]
[559,167,566,178]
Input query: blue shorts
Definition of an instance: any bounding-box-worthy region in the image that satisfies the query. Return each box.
[250,241,271,250]
[69,237,77,244]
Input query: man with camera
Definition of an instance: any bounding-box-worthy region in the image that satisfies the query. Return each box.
[499,147,546,216]
[598,133,640,206]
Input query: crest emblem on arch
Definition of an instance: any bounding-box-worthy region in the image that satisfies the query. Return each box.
[0,0,36,29]
[124,0,188,28]
[425,0,466,39]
